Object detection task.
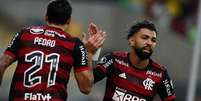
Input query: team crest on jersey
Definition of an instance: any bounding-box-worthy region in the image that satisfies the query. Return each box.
[30,28,44,34]
[143,78,155,91]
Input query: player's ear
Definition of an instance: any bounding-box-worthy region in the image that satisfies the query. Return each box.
[66,17,71,25]
[128,38,135,46]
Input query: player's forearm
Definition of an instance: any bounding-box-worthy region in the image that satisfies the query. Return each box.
[0,54,14,86]
[0,57,7,86]
[85,68,94,94]
[82,72,94,94]
[87,52,93,67]
[75,70,94,94]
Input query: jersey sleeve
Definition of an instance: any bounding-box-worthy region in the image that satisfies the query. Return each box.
[73,38,90,72]
[4,32,22,60]
[93,53,114,83]
[157,70,176,101]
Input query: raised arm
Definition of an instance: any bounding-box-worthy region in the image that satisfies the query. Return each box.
[0,54,15,86]
[73,39,94,94]
[82,22,106,65]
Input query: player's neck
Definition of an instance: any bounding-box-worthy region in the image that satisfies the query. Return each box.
[129,51,149,70]
[47,23,68,33]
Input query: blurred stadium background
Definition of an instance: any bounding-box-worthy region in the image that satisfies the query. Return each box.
[0,0,200,101]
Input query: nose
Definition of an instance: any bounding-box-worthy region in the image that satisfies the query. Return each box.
[146,39,153,45]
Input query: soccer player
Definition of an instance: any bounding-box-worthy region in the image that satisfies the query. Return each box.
[0,0,105,101]
[91,20,176,101]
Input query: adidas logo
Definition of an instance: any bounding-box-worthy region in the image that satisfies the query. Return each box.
[119,73,127,79]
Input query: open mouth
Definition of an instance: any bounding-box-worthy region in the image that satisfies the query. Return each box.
[143,47,152,53]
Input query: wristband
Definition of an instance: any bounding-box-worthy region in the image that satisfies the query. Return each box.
[92,48,101,61]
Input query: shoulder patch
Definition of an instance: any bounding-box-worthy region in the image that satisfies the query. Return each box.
[30,28,44,34]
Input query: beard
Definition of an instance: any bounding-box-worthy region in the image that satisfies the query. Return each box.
[134,46,153,60]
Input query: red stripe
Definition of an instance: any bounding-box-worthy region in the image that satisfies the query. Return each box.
[15,63,33,74]
[14,81,66,91]
[55,67,70,79]
[60,40,75,51]
[104,89,116,100]
[15,82,47,91]
[112,75,155,97]
[150,59,166,71]
[96,65,107,74]
[164,95,176,101]
[114,62,147,78]
[114,62,162,82]
[4,50,16,59]
[74,66,90,72]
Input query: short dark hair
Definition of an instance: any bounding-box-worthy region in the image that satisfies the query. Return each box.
[127,20,158,39]
[46,0,72,25]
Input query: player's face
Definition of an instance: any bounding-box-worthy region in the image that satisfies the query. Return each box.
[129,28,157,59]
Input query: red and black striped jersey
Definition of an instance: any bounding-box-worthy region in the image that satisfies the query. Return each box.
[93,51,176,101]
[4,25,89,101]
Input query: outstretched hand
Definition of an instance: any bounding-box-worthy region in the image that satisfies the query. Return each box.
[82,23,107,55]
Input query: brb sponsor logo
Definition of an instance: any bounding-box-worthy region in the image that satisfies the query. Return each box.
[24,93,51,101]
[112,87,146,101]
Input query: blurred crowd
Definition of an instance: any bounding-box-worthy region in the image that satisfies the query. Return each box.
[144,0,198,42]
[0,0,199,49]
[119,0,199,42]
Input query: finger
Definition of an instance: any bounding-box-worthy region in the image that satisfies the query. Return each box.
[100,31,107,38]
[81,32,88,44]
[96,36,106,47]
[86,30,105,47]
[89,22,99,35]
[90,30,102,42]
[92,34,106,48]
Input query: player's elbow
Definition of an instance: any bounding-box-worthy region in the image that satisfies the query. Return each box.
[75,70,94,94]
[79,78,93,95]
[79,86,92,95]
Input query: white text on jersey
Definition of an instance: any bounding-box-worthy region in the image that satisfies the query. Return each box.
[24,93,51,101]
[34,37,56,47]
[79,45,87,65]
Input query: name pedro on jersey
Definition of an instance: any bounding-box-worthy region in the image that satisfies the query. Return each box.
[24,93,51,101]
[34,37,56,47]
